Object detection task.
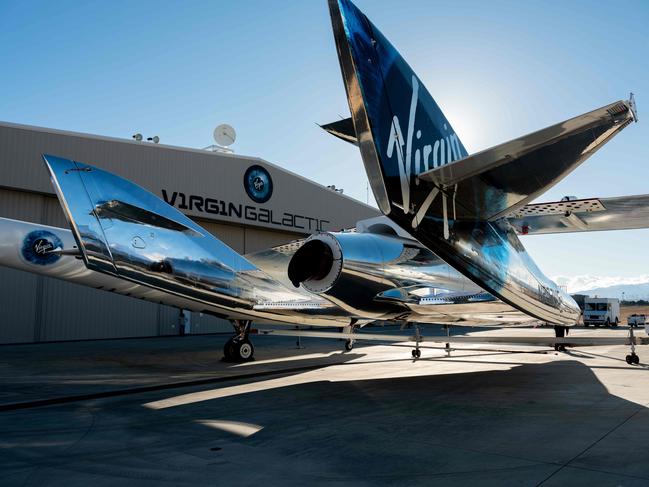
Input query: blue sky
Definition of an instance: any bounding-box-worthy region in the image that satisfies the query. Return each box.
[1,0,648,287]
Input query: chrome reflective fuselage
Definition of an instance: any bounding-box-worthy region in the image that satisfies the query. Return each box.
[280,230,480,318]
[0,210,537,329]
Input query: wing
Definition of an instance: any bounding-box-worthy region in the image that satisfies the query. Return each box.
[376,289,539,326]
[507,195,649,235]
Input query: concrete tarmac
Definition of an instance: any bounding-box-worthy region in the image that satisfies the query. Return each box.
[1,326,649,486]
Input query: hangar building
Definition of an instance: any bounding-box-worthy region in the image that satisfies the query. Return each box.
[0,122,378,344]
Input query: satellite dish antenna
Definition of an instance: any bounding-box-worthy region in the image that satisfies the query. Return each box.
[214,124,236,147]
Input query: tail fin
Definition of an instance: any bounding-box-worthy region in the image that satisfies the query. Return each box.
[42,154,262,309]
[328,0,468,215]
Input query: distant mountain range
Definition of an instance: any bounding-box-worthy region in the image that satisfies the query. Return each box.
[553,275,649,300]
[575,283,649,300]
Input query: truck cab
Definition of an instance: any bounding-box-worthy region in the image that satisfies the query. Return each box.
[583,297,620,327]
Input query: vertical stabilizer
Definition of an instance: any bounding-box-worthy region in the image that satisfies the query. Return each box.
[329,0,468,216]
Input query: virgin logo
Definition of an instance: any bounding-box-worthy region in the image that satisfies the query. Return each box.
[33,239,54,255]
[385,75,463,213]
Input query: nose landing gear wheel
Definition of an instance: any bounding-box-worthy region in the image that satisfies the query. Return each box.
[344,339,354,352]
[626,353,640,365]
[412,349,421,359]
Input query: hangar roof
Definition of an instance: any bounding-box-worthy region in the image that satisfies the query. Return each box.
[0,121,378,234]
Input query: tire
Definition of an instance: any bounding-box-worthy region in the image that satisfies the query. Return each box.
[344,339,354,352]
[613,318,619,328]
[223,339,236,360]
[223,338,254,361]
[605,319,610,328]
[626,355,634,365]
[633,353,640,365]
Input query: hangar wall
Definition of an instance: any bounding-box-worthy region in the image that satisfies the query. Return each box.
[0,122,378,344]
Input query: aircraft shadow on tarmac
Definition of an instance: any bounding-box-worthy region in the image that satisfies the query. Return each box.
[129,359,649,486]
[3,359,649,486]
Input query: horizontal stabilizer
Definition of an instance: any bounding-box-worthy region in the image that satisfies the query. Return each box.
[417,98,637,221]
[320,117,357,145]
[508,194,649,235]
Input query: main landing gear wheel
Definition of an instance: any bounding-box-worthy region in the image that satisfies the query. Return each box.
[223,319,254,362]
[223,338,254,362]
[344,339,354,352]
[412,349,421,359]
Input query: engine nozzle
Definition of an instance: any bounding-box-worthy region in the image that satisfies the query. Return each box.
[287,237,337,288]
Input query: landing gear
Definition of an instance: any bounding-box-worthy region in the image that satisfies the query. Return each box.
[625,327,640,366]
[412,325,423,359]
[554,325,568,352]
[224,337,254,361]
[223,320,254,362]
[342,322,358,352]
[443,325,452,357]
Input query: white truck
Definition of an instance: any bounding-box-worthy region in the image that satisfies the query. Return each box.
[583,297,620,327]
[628,314,646,328]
